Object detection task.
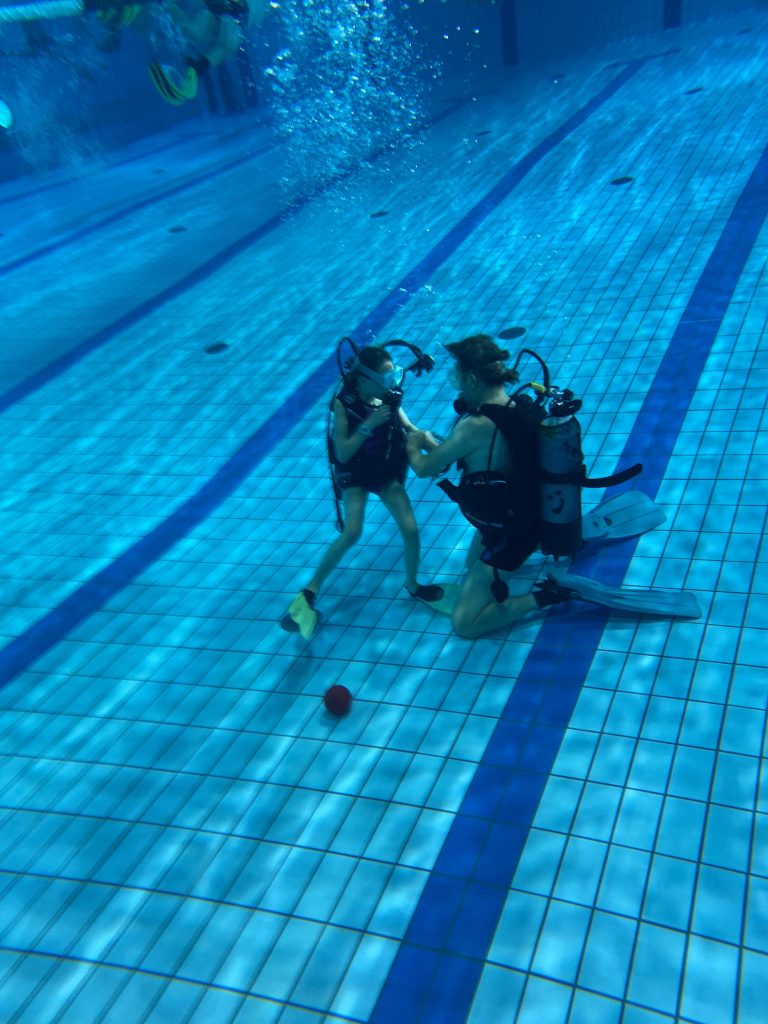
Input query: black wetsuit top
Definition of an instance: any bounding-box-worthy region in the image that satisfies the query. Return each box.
[330,383,408,495]
[442,403,541,571]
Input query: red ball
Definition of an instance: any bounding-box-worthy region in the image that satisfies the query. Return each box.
[324,685,352,716]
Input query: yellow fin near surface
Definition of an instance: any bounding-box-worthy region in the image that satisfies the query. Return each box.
[96,3,141,28]
[148,62,198,105]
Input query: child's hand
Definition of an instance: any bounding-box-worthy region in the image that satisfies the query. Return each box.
[367,404,392,429]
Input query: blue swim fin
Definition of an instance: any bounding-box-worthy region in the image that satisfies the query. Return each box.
[547,569,701,619]
[582,490,666,541]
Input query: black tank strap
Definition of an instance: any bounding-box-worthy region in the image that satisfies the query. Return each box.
[436,479,460,502]
[582,463,642,488]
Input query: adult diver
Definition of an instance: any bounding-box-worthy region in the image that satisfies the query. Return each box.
[406,335,701,638]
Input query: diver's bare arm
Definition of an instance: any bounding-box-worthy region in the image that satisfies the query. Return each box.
[399,408,439,450]
[399,408,417,432]
[407,420,480,478]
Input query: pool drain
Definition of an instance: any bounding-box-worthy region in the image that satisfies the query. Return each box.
[498,326,527,341]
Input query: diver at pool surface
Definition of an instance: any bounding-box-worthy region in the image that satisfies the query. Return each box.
[0,0,268,104]
[146,0,265,104]
[284,340,446,640]
[406,335,702,638]
[92,0,271,104]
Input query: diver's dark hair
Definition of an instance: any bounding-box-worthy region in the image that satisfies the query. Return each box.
[446,334,519,386]
[353,345,392,375]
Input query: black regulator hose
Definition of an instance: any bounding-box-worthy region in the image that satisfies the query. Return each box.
[512,348,551,396]
[336,336,435,382]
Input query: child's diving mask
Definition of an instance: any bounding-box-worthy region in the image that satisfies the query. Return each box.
[357,363,405,391]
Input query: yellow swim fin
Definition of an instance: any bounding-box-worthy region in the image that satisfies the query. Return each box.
[97,4,141,29]
[148,62,198,105]
[287,590,318,640]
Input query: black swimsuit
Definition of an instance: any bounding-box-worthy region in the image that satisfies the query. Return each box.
[455,469,538,572]
[440,403,540,572]
[330,384,408,495]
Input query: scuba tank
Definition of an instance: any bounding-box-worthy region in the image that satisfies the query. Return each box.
[538,387,585,558]
[504,350,642,561]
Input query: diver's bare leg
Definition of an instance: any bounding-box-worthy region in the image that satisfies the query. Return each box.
[379,481,421,591]
[307,488,367,595]
[451,560,538,638]
[465,530,484,571]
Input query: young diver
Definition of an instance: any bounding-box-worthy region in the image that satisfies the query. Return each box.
[407,335,701,638]
[285,343,445,639]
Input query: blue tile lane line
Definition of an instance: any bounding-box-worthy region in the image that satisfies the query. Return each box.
[369,127,768,1024]
[0,58,653,695]
[0,209,287,417]
[3,89,475,280]
[0,121,262,209]
[0,144,273,279]
[0,98,469,418]
[357,58,650,340]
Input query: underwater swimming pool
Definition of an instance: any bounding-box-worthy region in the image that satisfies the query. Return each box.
[0,2,767,1022]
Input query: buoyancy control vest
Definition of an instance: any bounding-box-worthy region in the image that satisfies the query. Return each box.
[437,400,540,543]
[326,336,436,531]
[328,382,408,497]
[470,393,641,559]
[438,351,643,601]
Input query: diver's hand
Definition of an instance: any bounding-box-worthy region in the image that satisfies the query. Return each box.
[366,404,392,430]
[409,429,441,451]
[407,429,429,451]
[408,428,450,475]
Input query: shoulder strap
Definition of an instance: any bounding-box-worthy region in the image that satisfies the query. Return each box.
[478,401,542,507]
[479,399,545,431]
[337,382,364,422]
